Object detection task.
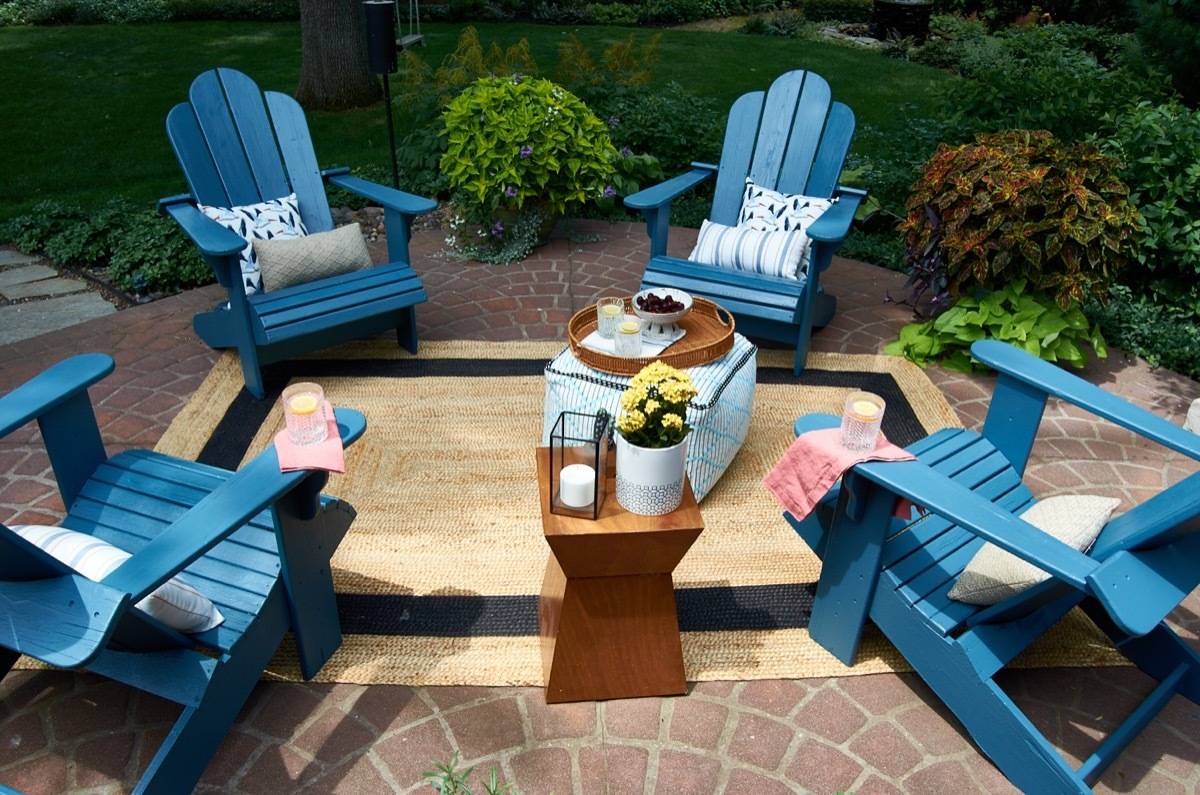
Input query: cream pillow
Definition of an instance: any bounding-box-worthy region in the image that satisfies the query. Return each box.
[12,525,224,634]
[253,222,372,292]
[947,494,1121,606]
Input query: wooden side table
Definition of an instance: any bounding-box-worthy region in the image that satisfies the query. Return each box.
[536,448,704,703]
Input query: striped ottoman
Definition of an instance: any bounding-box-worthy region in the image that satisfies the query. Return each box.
[543,334,757,501]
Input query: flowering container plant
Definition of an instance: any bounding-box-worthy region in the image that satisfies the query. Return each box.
[441,75,618,263]
[614,362,698,516]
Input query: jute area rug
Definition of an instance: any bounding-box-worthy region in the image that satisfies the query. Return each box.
[156,340,1123,685]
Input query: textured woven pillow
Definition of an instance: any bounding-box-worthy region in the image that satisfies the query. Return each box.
[948,494,1121,606]
[737,179,833,272]
[11,524,225,633]
[687,219,809,280]
[253,222,373,292]
[199,192,308,294]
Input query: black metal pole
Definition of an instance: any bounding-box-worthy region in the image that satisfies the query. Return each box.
[382,72,399,188]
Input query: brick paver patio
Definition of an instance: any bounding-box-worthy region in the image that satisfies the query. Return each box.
[2,221,1199,794]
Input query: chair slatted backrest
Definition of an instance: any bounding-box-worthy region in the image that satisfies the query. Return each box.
[709,70,855,227]
[166,68,334,235]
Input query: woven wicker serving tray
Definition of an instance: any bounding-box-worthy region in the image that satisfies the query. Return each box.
[567,296,735,375]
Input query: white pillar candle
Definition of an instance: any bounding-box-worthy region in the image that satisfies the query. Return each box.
[559,463,596,509]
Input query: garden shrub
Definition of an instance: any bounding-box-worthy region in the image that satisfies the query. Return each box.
[900,130,1140,309]
[441,76,618,257]
[939,23,1171,143]
[585,1,638,24]
[1134,0,1200,105]
[0,199,209,295]
[886,280,1107,372]
[800,0,871,23]
[164,0,297,21]
[741,9,808,37]
[1086,286,1200,380]
[1100,101,1200,311]
[579,82,721,176]
[0,0,297,24]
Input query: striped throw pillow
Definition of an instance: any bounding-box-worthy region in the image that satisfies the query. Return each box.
[687,219,809,280]
[12,524,225,634]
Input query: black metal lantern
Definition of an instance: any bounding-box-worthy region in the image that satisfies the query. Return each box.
[548,410,611,520]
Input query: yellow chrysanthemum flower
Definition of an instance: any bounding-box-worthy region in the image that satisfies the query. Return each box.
[661,412,683,431]
[617,410,645,433]
[620,385,648,412]
[644,399,661,415]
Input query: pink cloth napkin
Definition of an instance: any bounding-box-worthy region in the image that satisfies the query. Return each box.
[275,401,345,474]
[764,427,916,522]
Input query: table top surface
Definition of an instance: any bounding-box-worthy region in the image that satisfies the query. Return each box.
[536,447,704,539]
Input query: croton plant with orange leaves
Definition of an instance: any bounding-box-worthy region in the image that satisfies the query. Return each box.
[900,130,1141,309]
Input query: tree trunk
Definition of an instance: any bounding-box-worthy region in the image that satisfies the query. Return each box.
[296,0,380,111]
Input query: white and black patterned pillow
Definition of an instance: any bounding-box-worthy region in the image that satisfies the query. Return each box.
[687,219,809,281]
[199,193,307,294]
[736,179,833,273]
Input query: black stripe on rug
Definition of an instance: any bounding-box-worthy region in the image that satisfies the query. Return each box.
[336,583,816,637]
[198,357,927,469]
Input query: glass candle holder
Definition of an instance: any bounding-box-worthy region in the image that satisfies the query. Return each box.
[596,296,625,339]
[614,318,642,357]
[282,382,328,446]
[549,410,611,520]
[840,391,885,452]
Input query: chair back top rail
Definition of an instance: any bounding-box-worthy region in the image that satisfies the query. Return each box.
[166,67,334,234]
[709,70,855,226]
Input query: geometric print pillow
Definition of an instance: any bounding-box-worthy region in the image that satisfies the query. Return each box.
[737,179,833,274]
[687,219,810,281]
[199,193,307,294]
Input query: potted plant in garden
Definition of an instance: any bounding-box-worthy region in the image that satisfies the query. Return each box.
[615,362,698,516]
[440,74,618,263]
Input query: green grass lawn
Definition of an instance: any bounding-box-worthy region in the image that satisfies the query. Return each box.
[0,21,953,220]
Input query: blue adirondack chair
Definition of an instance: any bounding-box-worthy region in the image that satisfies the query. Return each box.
[623,69,866,375]
[161,67,435,399]
[788,340,1200,793]
[0,354,366,795]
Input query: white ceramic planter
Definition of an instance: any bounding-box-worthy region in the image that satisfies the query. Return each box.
[615,433,689,515]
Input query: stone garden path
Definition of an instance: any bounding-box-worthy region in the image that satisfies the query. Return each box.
[1,222,1199,794]
[0,249,116,345]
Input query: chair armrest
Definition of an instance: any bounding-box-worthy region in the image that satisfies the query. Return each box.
[102,408,366,602]
[624,164,716,212]
[807,186,866,244]
[971,340,1200,462]
[851,456,1099,590]
[159,195,247,258]
[322,169,437,216]
[0,354,113,437]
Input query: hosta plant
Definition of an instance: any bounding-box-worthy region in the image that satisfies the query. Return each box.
[885,280,1107,373]
[900,130,1140,309]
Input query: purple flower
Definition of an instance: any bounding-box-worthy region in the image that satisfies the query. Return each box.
[620,146,633,158]
[603,185,617,199]
[519,145,533,159]
[491,221,505,237]
[504,185,518,198]
[607,116,620,129]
